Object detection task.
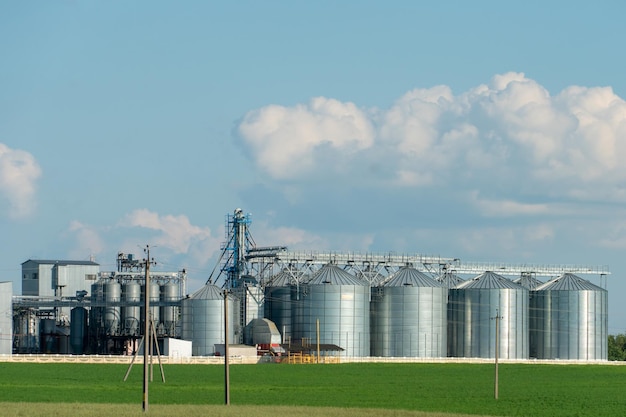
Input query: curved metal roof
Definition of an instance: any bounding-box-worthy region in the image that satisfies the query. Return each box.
[436,272,465,288]
[535,273,606,291]
[266,270,297,287]
[307,264,365,286]
[513,275,544,290]
[455,271,524,290]
[190,284,224,300]
[383,267,443,287]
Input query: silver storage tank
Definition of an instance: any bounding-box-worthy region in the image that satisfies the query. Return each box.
[530,273,607,360]
[448,271,528,359]
[70,307,88,354]
[264,270,296,343]
[291,264,370,357]
[371,267,447,357]
[141,282,160,333]
[103,280,121,336]
[122,282,141,336]
[181,284,235,356]
[160,283,179,336]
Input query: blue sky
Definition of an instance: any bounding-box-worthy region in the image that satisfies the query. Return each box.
[2,1,626,331]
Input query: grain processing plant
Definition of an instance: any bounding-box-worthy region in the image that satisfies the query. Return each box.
[4,209,610,361]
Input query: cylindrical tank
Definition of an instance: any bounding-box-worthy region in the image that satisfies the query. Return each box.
[141,282,160,333]
[530,273,608,360]
[291,264,370,357]
[122,282,141,336]
[448,271,529,359]
[160,283,179,336]
[40,318,57,354]
[103,281,121,336]
[370,267,448,357]
[181,284,235,356]
[70,307,88,354]
[263,270,295,343]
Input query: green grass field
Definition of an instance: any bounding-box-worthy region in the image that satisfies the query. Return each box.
[1,362,625,417]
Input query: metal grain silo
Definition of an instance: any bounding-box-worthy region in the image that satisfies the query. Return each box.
[181,284,235,356]
[160,283,179,336]
[448,271,528,359]
[530,273,607,360]
[103,280,121,336]
[122,282,141,336]
[264,269,297,343]
[291,264,370,357]
[70,307,88,354]
[370,267,447,357]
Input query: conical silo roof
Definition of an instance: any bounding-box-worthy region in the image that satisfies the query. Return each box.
[384,267,443,287]
[190,284,224,300]
[455,271,523,290]
[308,264,365,285]
[437,272,464,288]
[266,270,297,287]
[513,275,544,290]
[535,273,605,291]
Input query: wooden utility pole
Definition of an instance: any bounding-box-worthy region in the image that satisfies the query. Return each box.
[224,289,230,405]
[316,319,320,364]
[492,308,503,400]
[142,245,156,412]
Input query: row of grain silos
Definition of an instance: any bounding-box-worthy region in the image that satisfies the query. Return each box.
[89,278,179,338]
[260,265,608,360]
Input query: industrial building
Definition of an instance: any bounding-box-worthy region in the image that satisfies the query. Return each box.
[3,209,610,361]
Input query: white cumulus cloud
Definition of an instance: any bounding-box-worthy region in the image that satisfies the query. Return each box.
[236,72,626,203]
[120,209,217,256]
[0,143,42,219]
[237,97,375,180]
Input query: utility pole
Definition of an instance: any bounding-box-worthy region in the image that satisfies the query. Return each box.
[491,308,503,400]
[142,245,156,412]
[224,289,230,405]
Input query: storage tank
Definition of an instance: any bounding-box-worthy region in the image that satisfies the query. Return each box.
[122,282,141,336]
[181,284,235,356]
[448,271,528,359]
[70,307,88,354]
[103,280,121,336]
[40,319,57,353]
[291,264,370,357]
[371,267,447,357]
[264,270,296,343]
[160,282,179,336]
[530,273,607,360]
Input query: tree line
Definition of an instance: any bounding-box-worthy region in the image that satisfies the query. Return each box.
[608,334,626,361]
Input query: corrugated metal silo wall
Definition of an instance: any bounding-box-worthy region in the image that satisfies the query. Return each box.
[264,286,292,342]
[448,288,528,359]
[371,286,448,357]
[181,296,236,356]
[291,284,370,357]
[122,282,141,336]
[530,289,607,360]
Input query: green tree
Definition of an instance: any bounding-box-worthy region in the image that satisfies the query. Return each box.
[608,333,626,361]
